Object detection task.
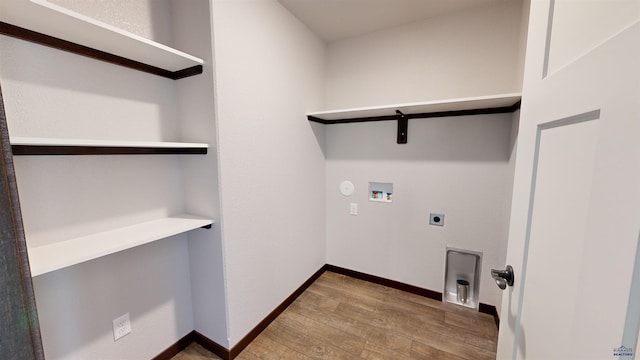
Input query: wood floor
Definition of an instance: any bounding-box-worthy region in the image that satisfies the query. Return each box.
[171,271,498,360]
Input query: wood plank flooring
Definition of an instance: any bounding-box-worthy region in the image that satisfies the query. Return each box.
[171,271,498,360]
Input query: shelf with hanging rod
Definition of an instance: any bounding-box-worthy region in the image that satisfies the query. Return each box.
[307,93,522,144]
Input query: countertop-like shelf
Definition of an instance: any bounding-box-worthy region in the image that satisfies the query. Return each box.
[28,214,213,276]
[307,93,522,123]
[10,137,209,155]
[0,0,204,79]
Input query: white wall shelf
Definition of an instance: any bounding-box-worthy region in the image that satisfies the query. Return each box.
[307,93,522,123]
[28,214,213,276]
[10,137,209,155]
[308,93,521,144]
[0,0,204,79]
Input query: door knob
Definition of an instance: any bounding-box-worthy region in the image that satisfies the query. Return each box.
[491,265,514,290]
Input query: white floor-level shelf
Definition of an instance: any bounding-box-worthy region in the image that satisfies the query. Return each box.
[28,214,213,276]
[0,0,203,73]
[307,93,522,122]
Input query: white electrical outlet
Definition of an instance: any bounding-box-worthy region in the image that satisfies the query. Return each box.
[112,313,132,341]
[350,203,358,215]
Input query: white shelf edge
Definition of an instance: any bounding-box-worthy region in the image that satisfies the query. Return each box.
[308,92,523,116]
[10,137,209,149]
[27,214,213,276]
[369,198,392,203]
[307,93,522,121]
[1,0,204,72]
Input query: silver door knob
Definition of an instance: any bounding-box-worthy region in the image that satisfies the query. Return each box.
[491,265,514,290]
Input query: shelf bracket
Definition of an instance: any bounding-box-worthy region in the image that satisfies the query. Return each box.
[201,224,212,230]
[396,110,408,144]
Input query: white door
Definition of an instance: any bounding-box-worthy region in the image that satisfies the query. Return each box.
[496,1,640,359]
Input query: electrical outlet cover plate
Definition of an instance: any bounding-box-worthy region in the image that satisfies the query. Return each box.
[430,213,445,226]
[112,313,132,341]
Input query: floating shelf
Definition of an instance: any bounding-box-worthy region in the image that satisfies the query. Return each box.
[307,93,522,123]
[28,214,213,276]
[10,137,209,155]
[0,0,204,79]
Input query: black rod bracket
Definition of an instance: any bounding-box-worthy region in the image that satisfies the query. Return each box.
[396,110,408,144]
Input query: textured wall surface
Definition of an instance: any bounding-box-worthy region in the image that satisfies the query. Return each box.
[325,113,515,306]
[211,0,326,347]
[48,0,174,45]
[324,0,524,109]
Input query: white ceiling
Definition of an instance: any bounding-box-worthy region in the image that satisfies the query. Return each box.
[278,0,506,43]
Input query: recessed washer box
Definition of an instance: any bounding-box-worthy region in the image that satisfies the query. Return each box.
[369,182,392,203]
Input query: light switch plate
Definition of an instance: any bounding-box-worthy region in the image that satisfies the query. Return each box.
[350,203,358,215]
[429,213,444,226]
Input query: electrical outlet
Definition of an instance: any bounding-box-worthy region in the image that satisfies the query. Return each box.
[112,313,131,341]
[429,213,445,226]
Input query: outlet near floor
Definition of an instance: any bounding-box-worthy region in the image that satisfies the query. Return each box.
[112,313,132,341]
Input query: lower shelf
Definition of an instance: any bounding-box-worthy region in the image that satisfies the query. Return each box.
[27,214,213,276]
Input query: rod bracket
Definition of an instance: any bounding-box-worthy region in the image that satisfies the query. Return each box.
[396,110,408,144]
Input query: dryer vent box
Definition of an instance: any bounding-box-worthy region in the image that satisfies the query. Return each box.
[444,247,482,310]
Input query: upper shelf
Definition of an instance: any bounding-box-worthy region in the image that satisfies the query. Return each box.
[307,93,522,123]
[10,137,209,155]
[0,0,204,79]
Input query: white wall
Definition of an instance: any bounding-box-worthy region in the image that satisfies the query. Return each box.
[321,0,523,307]
[31,237,193,360]
[172,0,229,347]
[325,114,515,306]
[48,0,175,46]
[211,0,326,347]
[324,0,524,109]
[0,1,198,358]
